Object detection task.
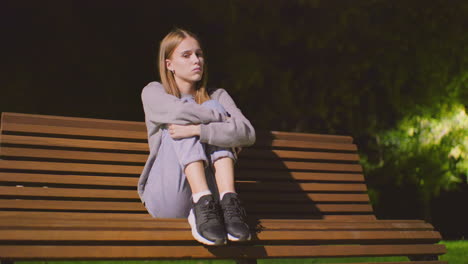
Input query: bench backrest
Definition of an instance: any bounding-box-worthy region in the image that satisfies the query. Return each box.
[0,112,375,220]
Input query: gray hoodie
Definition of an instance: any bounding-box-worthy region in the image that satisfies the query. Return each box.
[138,81,256,202]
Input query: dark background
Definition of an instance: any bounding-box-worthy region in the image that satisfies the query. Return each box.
[1,0,467,239]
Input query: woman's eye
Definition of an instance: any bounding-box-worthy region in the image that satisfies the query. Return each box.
[183,54,190,58]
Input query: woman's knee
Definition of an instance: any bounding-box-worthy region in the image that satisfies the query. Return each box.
[162,129,208,168]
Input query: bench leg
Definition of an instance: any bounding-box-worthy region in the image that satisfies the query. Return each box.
[235,259,257,264]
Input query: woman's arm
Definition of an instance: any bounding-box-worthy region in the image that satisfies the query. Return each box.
[141,82,225,125]
[199,89,256,147]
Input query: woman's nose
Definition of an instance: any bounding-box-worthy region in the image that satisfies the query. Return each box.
[192,54,201,64]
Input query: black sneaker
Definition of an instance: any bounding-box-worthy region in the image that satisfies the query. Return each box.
[220,193,251,241]
[188,194,227,246]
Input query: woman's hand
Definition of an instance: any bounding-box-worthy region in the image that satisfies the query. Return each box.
[168,124,201,139]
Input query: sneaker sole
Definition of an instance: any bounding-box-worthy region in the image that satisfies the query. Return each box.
[188,209,226,246]
[227,232,252,242]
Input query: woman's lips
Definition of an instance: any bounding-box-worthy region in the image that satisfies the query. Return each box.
[193,67,202,72]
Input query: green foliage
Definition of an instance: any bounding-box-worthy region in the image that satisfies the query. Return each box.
[362,102,468,218]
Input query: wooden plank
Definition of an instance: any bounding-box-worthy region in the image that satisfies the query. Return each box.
[0,211,425,223]
[2,133,356,154]
[1,147,148,163]
[240,148,360,161]
[0,217,434,230]
[0,186,370,203]
[1,122,147,140]
[238,160,363,172]
[0,244,446,259]
[0,153,362,172]
[0,164,368,192]
[0,211,154,220]
[0,172,368,191]
[244,203,374,213]
[0,200,146,211]
[0,172,137,187]
[264,130,353,143]
[322,215,377,220]
[0,200,372,214]
[0,186,138,199]
[2,112,353,143]
[237,182,368,192]
[0,171,366,187]
[2,146,359,163]
[237,171,365,182]
[240,192,370,202]
[0,159,362,175]
[2,130,356,154]
[0,160,142,174]
[1,112,146,133]
[256,139,358,151]
[0,229,441,242]
[0,135,148,152]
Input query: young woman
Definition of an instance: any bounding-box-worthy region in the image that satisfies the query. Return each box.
[138,28,256,246]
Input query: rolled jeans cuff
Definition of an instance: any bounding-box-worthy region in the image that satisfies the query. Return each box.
[208,146,237,164]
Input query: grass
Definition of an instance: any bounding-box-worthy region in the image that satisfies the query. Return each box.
[18,240,467,264]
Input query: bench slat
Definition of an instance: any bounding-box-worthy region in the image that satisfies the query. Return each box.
[237,182,367,192]
[0,173,368,192]
[1,135,149,151]
[238,171,365,181]
[0,172,136,187]
[1,147,148,163]
[0,160,365,177]
[0,244,446,259]
[0,217,433,230]
[266,131,353,143]
[0,211,426,223]
[0,200,373,214]
[241,148,360,161]
[0,199,145,211]
[238,160,363,172]
[1,176,368,192]
[2,134,357,151]
[0,160,142,174]
[0,186,371,203]
[0,229,441,242]
[1,112,146,133]
[0,172,366,187]
[2,112,354,143]
[1,122,147,140]
[2,146,359,162]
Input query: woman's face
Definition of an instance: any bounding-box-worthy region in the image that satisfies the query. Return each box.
[166,36,204,89]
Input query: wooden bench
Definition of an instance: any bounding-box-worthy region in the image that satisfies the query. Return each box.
[0,112,446,264]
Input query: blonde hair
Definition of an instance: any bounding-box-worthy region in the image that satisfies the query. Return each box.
[158,28,210,104]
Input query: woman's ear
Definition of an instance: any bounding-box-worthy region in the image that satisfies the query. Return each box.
[165,59,173,72]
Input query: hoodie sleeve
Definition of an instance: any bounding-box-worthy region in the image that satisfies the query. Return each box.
[199,89,256,147]
[141,82,225,125]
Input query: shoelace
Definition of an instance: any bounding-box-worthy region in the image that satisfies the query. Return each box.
[199,199,222,224]
[223,197,247,222]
